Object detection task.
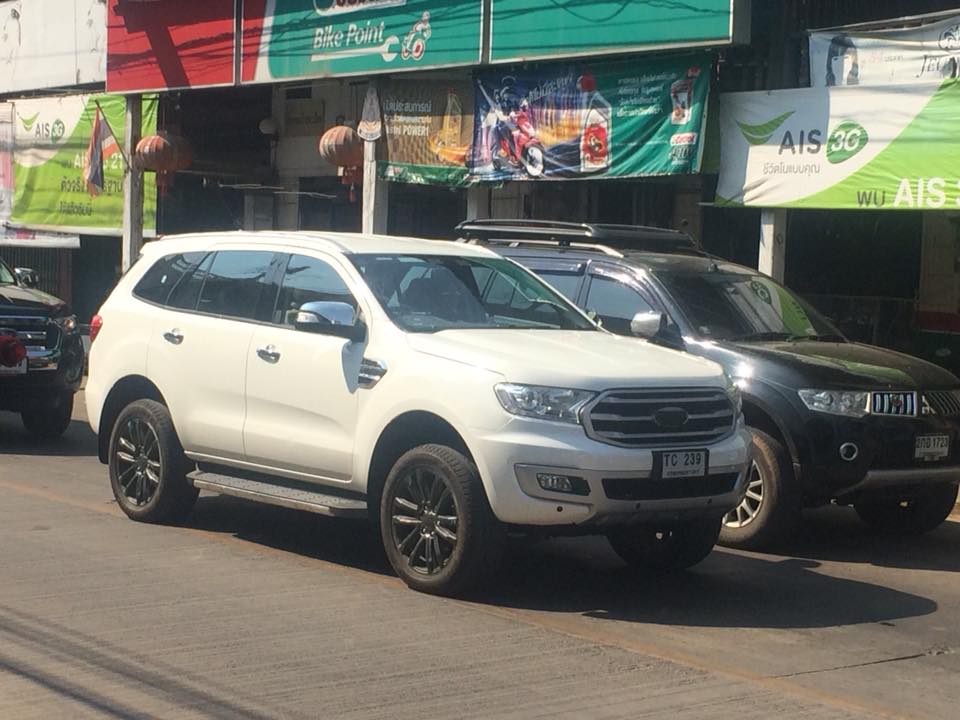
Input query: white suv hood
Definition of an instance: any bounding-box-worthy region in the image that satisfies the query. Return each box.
[407,329,727,391]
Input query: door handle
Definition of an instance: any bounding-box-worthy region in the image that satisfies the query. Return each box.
[256,345,281,363]
[163,329,184,345]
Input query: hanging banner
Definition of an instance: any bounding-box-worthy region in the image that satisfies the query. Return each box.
[489,0,746,64]
[810,14,960,87]
[469,54,711,183]
[379,78,474,186]
[10,95,158,236]
[242,0,482,83]
[716,78,960,210]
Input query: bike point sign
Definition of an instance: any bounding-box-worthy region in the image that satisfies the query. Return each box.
[11,95,158,235]
[716,78,960,209]
[470,53,711,182]
[244,0,483,82]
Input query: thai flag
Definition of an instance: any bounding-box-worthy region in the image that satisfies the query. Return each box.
[83,107,120,196]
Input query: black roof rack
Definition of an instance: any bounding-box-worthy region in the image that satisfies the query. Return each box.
[455,219,705,256]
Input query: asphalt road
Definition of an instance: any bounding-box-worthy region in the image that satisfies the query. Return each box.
[1,396,958,720]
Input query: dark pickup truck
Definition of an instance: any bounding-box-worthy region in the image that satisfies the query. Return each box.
[0,256,84,438]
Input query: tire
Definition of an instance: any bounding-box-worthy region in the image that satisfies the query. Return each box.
[108,399,198,524]
[21,392,74,439]
[607,517,721,571]
[719,428,801,550]
[380,444,504,596]
[855,483,958,535]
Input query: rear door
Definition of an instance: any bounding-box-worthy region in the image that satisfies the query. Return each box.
[147,248,282,460]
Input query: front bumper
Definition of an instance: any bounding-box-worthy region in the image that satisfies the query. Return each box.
[0,333,84,411]
[837,465,960,497]
[470,419,752,527]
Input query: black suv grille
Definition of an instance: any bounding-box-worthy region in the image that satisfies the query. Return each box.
[0,316,56,349]
[583,387,735,448]
[870,391,917,417]
[923,390,960,417]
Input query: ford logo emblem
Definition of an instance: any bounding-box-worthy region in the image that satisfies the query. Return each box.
[654,407,689,429]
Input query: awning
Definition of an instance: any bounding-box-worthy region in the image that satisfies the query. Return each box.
[0,228,80,249]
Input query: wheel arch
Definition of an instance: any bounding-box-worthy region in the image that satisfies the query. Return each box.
[365,410,474,522]
[742,395,799,465]
[97,375,167,463]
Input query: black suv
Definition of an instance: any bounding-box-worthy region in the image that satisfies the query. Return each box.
[458,220,960,548]
[0,256,84,438]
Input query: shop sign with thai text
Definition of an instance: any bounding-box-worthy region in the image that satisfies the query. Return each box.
[716,78,960,209]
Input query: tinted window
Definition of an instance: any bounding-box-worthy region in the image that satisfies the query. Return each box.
[274,255,356,326]
[538,271,582,301]
[133,252,206,305]
[167,253,213,311]
[197,251,278,321]
[585,275,655,335]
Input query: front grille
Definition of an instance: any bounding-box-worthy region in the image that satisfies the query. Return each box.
[603,473,739,501]
[870,391,917,417]
[923,390,960,417]
[583,387,735,448]
[0,315,56,349]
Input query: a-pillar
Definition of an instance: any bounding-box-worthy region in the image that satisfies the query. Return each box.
[758,208,787,282]
[362,139,388,234]
[121,95,143,272]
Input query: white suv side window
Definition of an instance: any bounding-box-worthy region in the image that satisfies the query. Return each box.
[273,254,357,326]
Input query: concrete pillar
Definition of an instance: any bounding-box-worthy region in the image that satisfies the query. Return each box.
[362,140,388,234]
[759,208,787,282]
[121,95,143,272]
[276,177,300,230]
[466,185,490,220]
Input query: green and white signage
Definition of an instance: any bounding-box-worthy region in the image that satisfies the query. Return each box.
[489,0,745,63]
[716,78,960,209]
[11,94,157,235]
[246,0,482,82]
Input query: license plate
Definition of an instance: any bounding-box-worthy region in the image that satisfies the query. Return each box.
[915,434,950,461]
[0,359,26,375]
[659,449,708,479]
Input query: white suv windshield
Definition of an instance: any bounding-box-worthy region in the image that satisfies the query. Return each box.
[0,260,14,285]
[351,254,596,332]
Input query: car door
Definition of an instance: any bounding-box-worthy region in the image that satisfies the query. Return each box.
[582,265,661,335]
[147,248,282,460]
[243,252,363,481]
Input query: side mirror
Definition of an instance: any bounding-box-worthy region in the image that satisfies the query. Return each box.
[631,311,685,351]
[14,267,39,288]
[294,300,366,342]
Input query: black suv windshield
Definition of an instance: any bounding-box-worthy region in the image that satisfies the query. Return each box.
[654,270,842,342]
[350,254,595,333]
[0,259,14,285]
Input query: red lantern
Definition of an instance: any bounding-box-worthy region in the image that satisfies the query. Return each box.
[134,132,193,173]
[318,125,363,168]
[0,333,26,368]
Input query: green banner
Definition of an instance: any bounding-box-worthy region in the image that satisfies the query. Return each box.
[470,53,712,182]
[249,0,482,82]
[379,78,474,186]
[717,78,960,209]
[489,0,739,64]
[11,95,157,235]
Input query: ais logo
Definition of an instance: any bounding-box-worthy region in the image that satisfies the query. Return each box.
[738,113,869,164]
[19,112,66,143]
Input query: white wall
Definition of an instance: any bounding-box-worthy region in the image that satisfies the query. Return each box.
[0,0,106,92]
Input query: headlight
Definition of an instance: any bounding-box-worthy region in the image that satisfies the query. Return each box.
[725,380,743,415]
[53,314,77,333]
[495,383,595,424]
[798,389,869,417]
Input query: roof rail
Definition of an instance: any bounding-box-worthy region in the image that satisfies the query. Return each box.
[459,236,623,257]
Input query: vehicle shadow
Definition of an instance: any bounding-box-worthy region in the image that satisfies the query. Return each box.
[185,495,937,631]
[0,415,97,458]
[760,505,960,573]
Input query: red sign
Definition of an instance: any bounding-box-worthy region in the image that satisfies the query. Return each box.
[107,0,236,92]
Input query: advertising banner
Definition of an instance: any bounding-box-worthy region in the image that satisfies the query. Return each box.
[716,78,960,210]
[379,78,474,186]
[489,0,742,64]
[470,54,711,183]
[107,0,236,93]
[243,0,482,84]
[810,14,960,87]
[11,95,158,236]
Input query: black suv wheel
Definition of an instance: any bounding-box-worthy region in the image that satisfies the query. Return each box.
[855,483,958,535]
[21,392,74,439]
[380,444,504,596]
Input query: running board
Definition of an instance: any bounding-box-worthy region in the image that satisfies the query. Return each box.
[188,470,368,519]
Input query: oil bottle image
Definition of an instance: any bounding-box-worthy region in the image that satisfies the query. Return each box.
[580,89,611,173]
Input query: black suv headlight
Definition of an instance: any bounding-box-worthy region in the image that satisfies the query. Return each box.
[798,389,869,418]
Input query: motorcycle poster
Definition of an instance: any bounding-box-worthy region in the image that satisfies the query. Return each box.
[469,53,712,182]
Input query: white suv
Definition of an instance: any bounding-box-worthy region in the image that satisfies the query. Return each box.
[86,231,750,595]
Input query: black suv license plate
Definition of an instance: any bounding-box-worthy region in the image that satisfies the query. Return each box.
[657,449,708,479]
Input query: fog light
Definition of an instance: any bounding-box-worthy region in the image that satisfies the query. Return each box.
[839,442,859,462]
[536,473,589,496]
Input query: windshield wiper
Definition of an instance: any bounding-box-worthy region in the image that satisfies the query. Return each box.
[733,331,844,342]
